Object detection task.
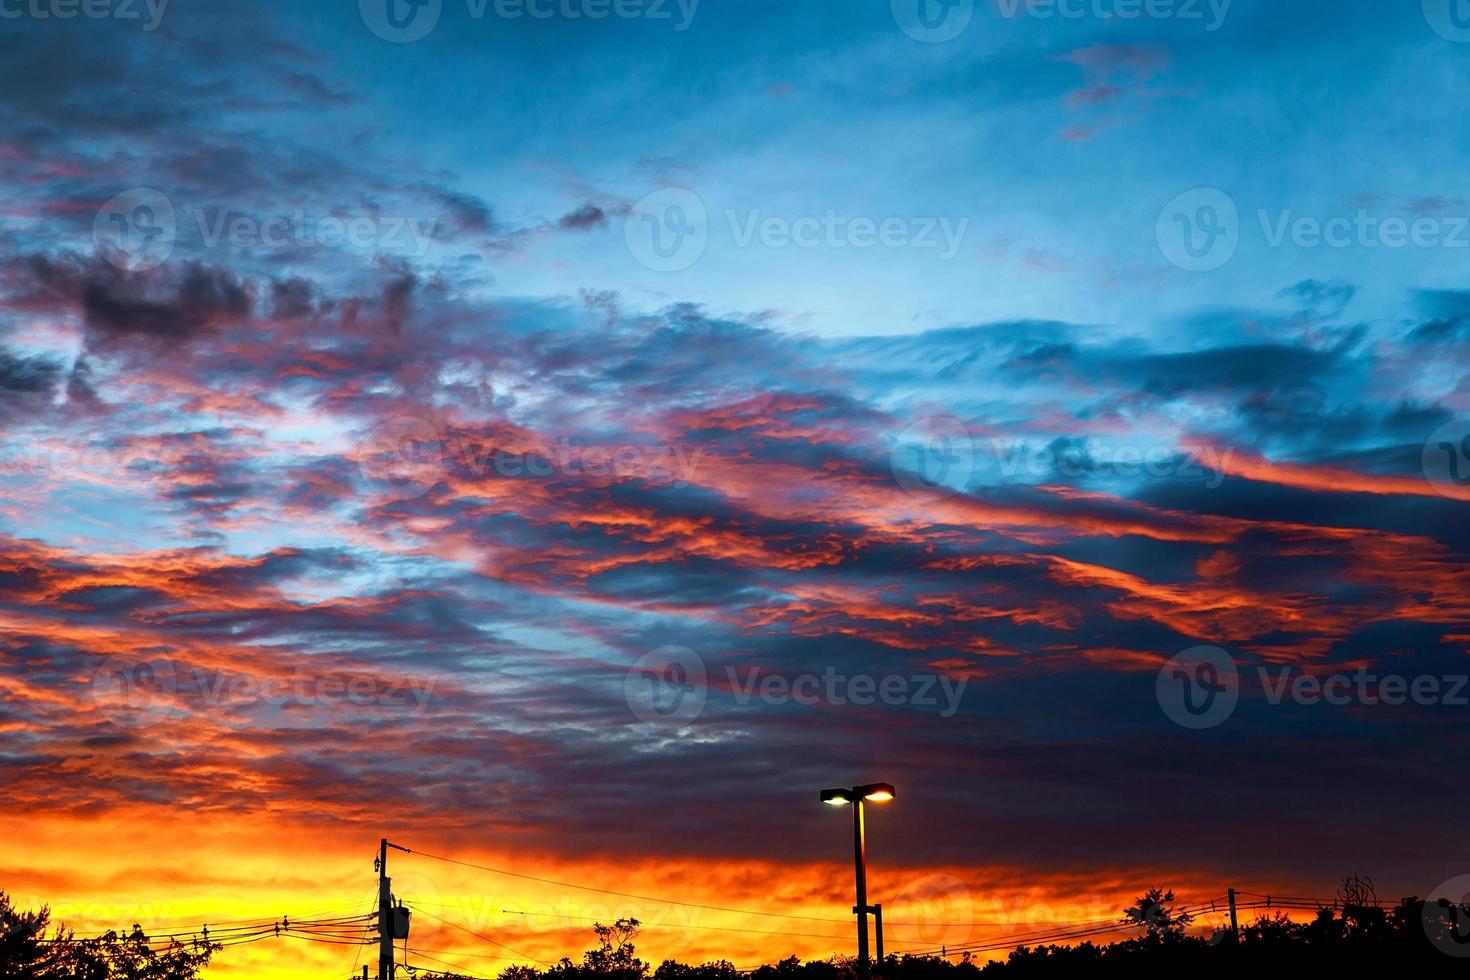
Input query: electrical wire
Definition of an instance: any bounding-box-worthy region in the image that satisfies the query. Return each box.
[407,904,553,966]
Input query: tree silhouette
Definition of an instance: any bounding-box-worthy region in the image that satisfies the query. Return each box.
[541,918,648,980]
[0,893,217,980]
[1120,887,1194,939]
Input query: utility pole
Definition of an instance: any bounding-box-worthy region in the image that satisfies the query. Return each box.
[378,839,394,980]
[1227,888,1239,941]
[873,903,884,963]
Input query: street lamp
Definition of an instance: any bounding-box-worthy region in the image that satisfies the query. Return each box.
[820,783,895,975]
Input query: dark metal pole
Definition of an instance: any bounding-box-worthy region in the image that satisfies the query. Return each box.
[853,799,869,976]
[874,903,884,963]
[379,838,394,980]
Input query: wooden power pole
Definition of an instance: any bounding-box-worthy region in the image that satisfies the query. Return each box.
[378,839,394,980]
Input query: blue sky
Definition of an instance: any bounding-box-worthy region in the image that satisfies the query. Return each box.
[250,0,1470,335]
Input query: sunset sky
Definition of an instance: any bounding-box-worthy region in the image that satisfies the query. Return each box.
[3,0,1470,976]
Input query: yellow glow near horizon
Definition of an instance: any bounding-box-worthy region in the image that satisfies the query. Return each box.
[0,806,1250,979]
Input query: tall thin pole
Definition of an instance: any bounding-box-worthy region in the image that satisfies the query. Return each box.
[874,904,884,963]
[379,838,394,980]
[1227,888,1238,941]
[853,800,869,976]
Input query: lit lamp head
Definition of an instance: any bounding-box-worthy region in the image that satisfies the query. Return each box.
[820,783,895,806]
[820,788,855,806]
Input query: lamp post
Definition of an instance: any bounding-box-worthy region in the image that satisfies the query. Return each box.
[820,782,895,976]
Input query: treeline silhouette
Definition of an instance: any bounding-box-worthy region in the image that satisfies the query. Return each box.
[4,880,1467,978]
[421,883,1470,980]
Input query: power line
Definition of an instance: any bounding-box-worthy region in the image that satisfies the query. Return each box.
[34,912,375,955]
[408,903,554,966]
[904,897,1233,958]
[402,945,502,979]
